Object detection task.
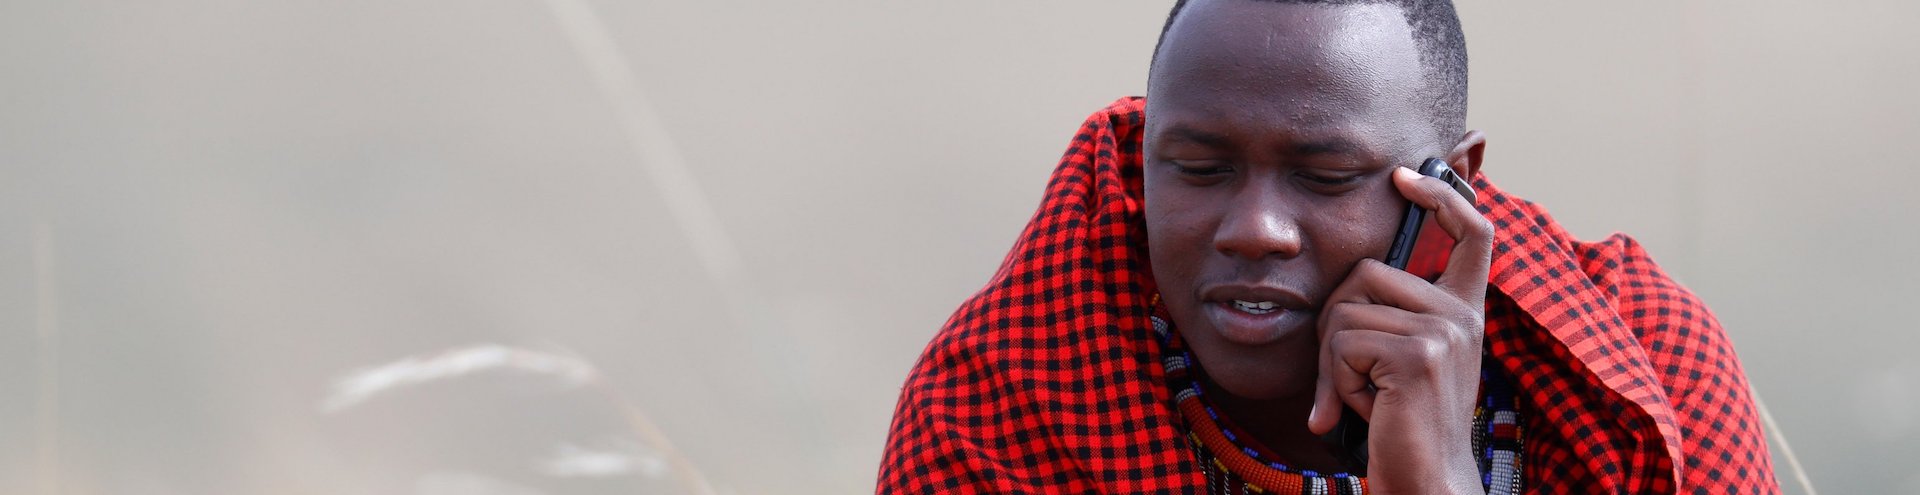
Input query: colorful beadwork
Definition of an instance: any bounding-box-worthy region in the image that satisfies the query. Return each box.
[1154,315,1523,495]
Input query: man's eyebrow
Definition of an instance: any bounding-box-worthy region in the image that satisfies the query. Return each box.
[1161,125,1233,148]
[1291,138,1361,156]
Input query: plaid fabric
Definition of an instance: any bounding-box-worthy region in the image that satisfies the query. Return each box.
[877,97,1778,494]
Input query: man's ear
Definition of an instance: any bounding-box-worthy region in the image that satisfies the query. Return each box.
[1446,130,1487,179]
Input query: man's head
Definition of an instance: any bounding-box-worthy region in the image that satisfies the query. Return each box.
[1152,0,1469,144]
[1142,0,1486,401]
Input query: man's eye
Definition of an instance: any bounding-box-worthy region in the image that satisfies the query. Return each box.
[1298,172,1363,187]
[1173,161,1232,177]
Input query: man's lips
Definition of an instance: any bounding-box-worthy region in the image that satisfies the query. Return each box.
[1197,285,1314,346]
[1201,284,1313,312]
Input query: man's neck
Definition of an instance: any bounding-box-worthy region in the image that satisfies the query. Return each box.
[1200,378,1353,473]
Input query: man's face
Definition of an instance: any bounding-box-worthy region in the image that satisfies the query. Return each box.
[1144,0,1446,401]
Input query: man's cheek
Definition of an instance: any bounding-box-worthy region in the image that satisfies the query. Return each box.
[1333,194,1400,250]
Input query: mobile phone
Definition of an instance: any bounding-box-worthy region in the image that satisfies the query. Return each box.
[1326,157,1479,472]
[1385,157,1478,279]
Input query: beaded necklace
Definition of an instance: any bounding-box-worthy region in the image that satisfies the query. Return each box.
[1152,315,1525,495]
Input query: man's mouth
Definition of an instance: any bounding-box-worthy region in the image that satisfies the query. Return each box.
[1229,299,1281,315]
[1196,285,1313,346]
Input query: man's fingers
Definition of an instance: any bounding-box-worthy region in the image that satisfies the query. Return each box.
[1320,258,1460,319]
[1310,334,1342,435]
[1314,302,1482,431]
[1308,167,1493,436]
[1314,301,1417,429]
[1312,305,1404,433]
[1323,300,1438,338]
[1332,349,1375,422]
[1325,328,1398,421]
[1391,166,1493,301]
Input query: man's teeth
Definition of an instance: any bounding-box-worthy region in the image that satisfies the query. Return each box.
[1230,299,1279,314]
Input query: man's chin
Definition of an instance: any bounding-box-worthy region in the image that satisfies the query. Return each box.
[1184,331,1319,401]
[1195,357,1318,402]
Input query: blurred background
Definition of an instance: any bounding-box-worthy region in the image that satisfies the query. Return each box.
[2,0,1915,493]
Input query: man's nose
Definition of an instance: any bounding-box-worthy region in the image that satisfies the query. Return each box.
[1213,188,1303,260]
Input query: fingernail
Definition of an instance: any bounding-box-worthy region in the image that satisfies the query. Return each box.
[1394,166,1417,180]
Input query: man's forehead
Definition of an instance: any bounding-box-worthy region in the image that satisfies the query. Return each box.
[1146,0,1432,157]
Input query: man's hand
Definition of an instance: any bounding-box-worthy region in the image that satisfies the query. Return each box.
[1308,166,1494,494]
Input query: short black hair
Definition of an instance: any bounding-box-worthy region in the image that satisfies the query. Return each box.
[1151,0,1469,144]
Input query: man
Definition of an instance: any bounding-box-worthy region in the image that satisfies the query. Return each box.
[879,0,1778,493]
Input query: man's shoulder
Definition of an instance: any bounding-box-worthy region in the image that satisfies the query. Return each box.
[1566,231,1742,388]
[1480,182,1778,491]
[901,274,1162,395]
[880,269,1182,493]
[1559,227,1777,492]
[1567,233,1709,325]
[894,96,1161,398]
[1474,177,1720,339]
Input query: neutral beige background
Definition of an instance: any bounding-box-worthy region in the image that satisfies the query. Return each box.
[2,1,1914,493]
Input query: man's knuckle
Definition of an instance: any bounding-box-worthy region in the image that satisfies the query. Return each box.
[1327,328,1354,351]
[1324,302,1352,325]
[1416,315,1463,345]
[1441,319,1475,348]
[1415,337,1450,364]
[1466,214,1494,240]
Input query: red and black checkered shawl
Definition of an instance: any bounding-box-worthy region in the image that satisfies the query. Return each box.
[878,97,1779,494]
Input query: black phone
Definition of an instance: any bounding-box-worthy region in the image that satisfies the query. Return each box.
[1386,158,1478,276]
[1326,157,1478,472]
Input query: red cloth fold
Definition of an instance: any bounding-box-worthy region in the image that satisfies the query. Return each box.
[877,97,1778,494]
